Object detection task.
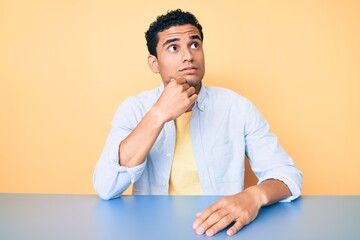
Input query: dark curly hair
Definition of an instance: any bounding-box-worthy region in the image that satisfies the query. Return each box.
[145,9,204,57]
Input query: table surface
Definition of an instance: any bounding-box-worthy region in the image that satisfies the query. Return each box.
[0,194,359,240]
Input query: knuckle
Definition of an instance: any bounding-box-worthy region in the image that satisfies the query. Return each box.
[170,80,176,86]
[223,214,232,223]
[212,211,221,220]
[218,198,227,206]
[207,227,218,236]
[242,211,251,221]
[230,203,240,212]
[201,222,209,229]
[204,208,213,217]
[185,98,191,105]
[236,218,247,229]
[210,224,219,232]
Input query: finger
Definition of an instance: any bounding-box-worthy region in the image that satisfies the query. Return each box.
[196,208,230,236]
[196,212,202,217]
[167,78,176,87]
[174,77,187,84]
[186,86,195,96]
[194,210,221,235]
[182,83,190,91]
[205,213,234,237]
[188,94,198,105]
[226,219,246,236]
[192,202,220,229]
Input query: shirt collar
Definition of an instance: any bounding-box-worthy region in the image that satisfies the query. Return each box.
[195,83,208,112]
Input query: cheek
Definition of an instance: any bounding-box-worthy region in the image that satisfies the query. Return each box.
[194,50,205,61]
[159,56,178,70]
[157,60,178,80]
[162,53,178,62]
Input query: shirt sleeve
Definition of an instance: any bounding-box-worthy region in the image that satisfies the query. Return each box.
[93,98,147,200]
[244,100,303,202]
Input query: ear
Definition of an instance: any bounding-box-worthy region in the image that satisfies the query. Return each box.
[147,55,159,73]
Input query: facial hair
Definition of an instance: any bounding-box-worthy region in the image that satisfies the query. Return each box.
[187,79,202,88]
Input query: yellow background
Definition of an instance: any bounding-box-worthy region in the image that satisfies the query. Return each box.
[1,0,359,195]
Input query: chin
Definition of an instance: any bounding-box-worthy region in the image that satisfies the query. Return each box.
[187,79,202,88]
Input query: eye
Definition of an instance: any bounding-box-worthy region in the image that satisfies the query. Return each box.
[168,45,178,52]
[191,42,199,49]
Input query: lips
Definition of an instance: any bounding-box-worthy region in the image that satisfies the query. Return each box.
[179,66,198,74]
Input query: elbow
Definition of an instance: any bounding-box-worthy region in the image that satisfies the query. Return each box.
[93,171,130,200]
[97,191,116,201]
[94,180,119,201]
[93,153,135,200]
[93,173,119,201]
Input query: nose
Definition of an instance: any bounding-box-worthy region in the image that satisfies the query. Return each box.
[181,47,193,63]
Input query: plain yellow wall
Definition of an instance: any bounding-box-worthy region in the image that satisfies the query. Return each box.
[1,0,359,195]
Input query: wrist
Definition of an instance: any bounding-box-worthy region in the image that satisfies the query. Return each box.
[148,106,169,126]
[244,185,268,208]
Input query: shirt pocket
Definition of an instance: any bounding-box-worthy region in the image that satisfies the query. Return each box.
[210,141,244,182]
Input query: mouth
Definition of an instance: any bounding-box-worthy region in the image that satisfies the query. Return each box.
[179,66,198,74]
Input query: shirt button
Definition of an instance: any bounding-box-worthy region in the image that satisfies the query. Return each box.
[166,153,171,157]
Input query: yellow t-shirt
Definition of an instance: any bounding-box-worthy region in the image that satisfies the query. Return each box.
[169,111,202,195]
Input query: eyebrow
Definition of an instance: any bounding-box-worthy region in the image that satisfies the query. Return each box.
[190,35,202,41]
[163,38,179,46]
[162,34,202,47]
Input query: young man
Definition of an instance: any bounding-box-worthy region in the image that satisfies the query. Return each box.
[94,9,302,237]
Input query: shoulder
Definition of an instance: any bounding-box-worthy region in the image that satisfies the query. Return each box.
[112,87,160,124]
[119,87,160,111]
[126,87,159,104]
[205,86,252,107]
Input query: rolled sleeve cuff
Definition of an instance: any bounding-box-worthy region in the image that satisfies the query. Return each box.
[108,142,146,183]
[119,161,147,183]
[258,172,302,202]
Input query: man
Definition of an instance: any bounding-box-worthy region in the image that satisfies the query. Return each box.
[94,9,302,237]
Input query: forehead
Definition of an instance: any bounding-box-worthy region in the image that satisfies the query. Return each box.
[158,24,201,43]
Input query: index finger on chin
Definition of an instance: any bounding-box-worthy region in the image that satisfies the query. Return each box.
[174,77,187,84]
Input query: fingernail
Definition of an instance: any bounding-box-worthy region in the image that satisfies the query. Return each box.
[227,229,233,236]
[196,227,204,235]
[192,223,198,229]
[206,229,213,236]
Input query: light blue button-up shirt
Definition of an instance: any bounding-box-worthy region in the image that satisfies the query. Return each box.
[93,84,302,201]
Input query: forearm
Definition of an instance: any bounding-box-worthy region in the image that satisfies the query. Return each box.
[119,107,166,167]
[244,179,292,207]
[120,79,198,168]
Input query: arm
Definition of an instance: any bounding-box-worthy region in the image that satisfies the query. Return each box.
[193,179,291,236]
[94,78,197,199]
[119,78,197,167]
[193,99,302,236]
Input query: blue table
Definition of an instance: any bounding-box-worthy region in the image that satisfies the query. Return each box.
[0,194,359,239]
